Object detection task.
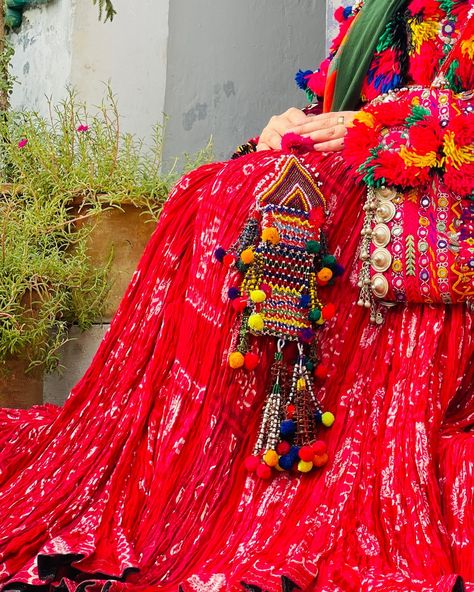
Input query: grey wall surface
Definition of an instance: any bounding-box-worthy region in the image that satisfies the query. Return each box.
[163,0,326,163]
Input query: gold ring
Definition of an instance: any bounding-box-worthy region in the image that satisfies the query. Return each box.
[337,115,345,126]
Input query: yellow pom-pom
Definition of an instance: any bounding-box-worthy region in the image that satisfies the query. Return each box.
[297,460,313,473]
[261,227,280,245]
[250,289,267,303]
[317,267,333,282]
[316,317,325,325]
[354,111,375,128]
[275,462,285,472]
[248,313,264,332]
[263,449,279,467]
[240,248,255,264]
[322,411,335,427]
[228,351,245,369]
[296,378,307,391]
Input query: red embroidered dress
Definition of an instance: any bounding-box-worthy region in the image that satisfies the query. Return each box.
[0,2,473,592]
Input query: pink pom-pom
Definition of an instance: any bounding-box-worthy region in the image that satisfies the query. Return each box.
[281,132,315,155]
[256,464,272,480]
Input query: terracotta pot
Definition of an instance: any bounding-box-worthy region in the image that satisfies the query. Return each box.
[0,358,43,409]
[74,202,157,321]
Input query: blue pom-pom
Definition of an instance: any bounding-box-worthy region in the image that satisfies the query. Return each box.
[279,454,294,471]
[314,410,323,424]
[289,446,300,461]
[299,294,311,308]
[343,5,353,19]
[332,263,345,277]
[228,287,240,300]
[280,419,297,437]
[214,247,226,262]
[295,69,313,91]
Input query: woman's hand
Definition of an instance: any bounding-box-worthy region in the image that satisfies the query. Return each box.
[257,108,309,151]
[289,111,358,151]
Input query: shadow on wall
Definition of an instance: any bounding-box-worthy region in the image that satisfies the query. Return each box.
[163,0,327,163]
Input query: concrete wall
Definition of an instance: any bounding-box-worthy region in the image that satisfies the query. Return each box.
[164,0,326,162]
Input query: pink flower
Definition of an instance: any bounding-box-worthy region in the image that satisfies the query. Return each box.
[77,124,89,133]
[18,138,28,148]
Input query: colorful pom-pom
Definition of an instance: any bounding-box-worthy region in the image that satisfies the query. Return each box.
[228,287,240,300]
[334,5,346,22]
[240,248,255,264]
[317,267,333,282]
[322,254,337,267]
[309,308,322,322]
[295,69,313,91]
[315,317,325,325]
[261,227,280,245]
[244,455,261,472]
[306,240,321,254]
[322,303,336,320]
[314,364,329,380]
[289,445,301,461]
[214,247,226,262]
[305,360,315,372]
[260,283,272,297]
[236,260,249,274]
[313,453,329,467]
[343,5,353,19]
[298,328,315,343]
[232,297,248,312]
[275,463,285,472]
[298,460,314,473]
[250,289,267,303]
[322,411,335,427]
[276,441,291,455]
[314,410,323,423]
[223,253,236,268]
[263,449,279,467]
[278,454,294,471]
[244,352,260,371]
[248,313,264,332]
[333,263,345,277]
[298,445,315,462]
[229,351,245,369]
[312,440,327,455]
[280,419,297,437]
[299,294,311,308]
[256,463,272,480]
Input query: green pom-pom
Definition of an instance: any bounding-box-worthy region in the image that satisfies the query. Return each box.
[305,360,315,372]
[309,308,322,321]
[306,240,321,254]
[322,254,336,267]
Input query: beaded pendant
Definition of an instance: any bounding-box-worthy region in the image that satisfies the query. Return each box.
[215,155,342,480]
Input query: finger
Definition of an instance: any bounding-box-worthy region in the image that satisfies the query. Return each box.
[288,113,340,135]
[256,141,272,151]
[313,137,345,152]
[284,107,310,126]
[303,124,347,142]
[260,130,283,150]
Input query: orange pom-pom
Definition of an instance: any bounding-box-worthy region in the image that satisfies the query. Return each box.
[313,452,329,467]
[261,227,280,245]
[228,351,245,369]
[240,248,255,264]
[317,267,333,282]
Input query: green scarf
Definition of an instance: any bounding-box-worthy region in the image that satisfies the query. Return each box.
[330,0,407,112]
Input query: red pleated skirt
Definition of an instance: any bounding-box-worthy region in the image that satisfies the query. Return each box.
[0,150,472,592]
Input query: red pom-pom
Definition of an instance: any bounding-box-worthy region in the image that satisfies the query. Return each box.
[312,440,327,455]
[276,441,291,455]
[244,455,260,472]
[286,404,296,419]
[223,253,236,267]
[334,6,345,22]
[260,283,272,298]
[298,445,315,462]
[232,297,248,312]
[322,303,336,320]
[314,364,329,380]
[316,277,328,287]
[256,464,272,480]
[244,352,260,371]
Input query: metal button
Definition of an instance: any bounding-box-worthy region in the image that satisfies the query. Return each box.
[372,223,391,248]
[375,187,397,201]
[371,247,392,272]
[371,273,389,298]
[375,201,396,223]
